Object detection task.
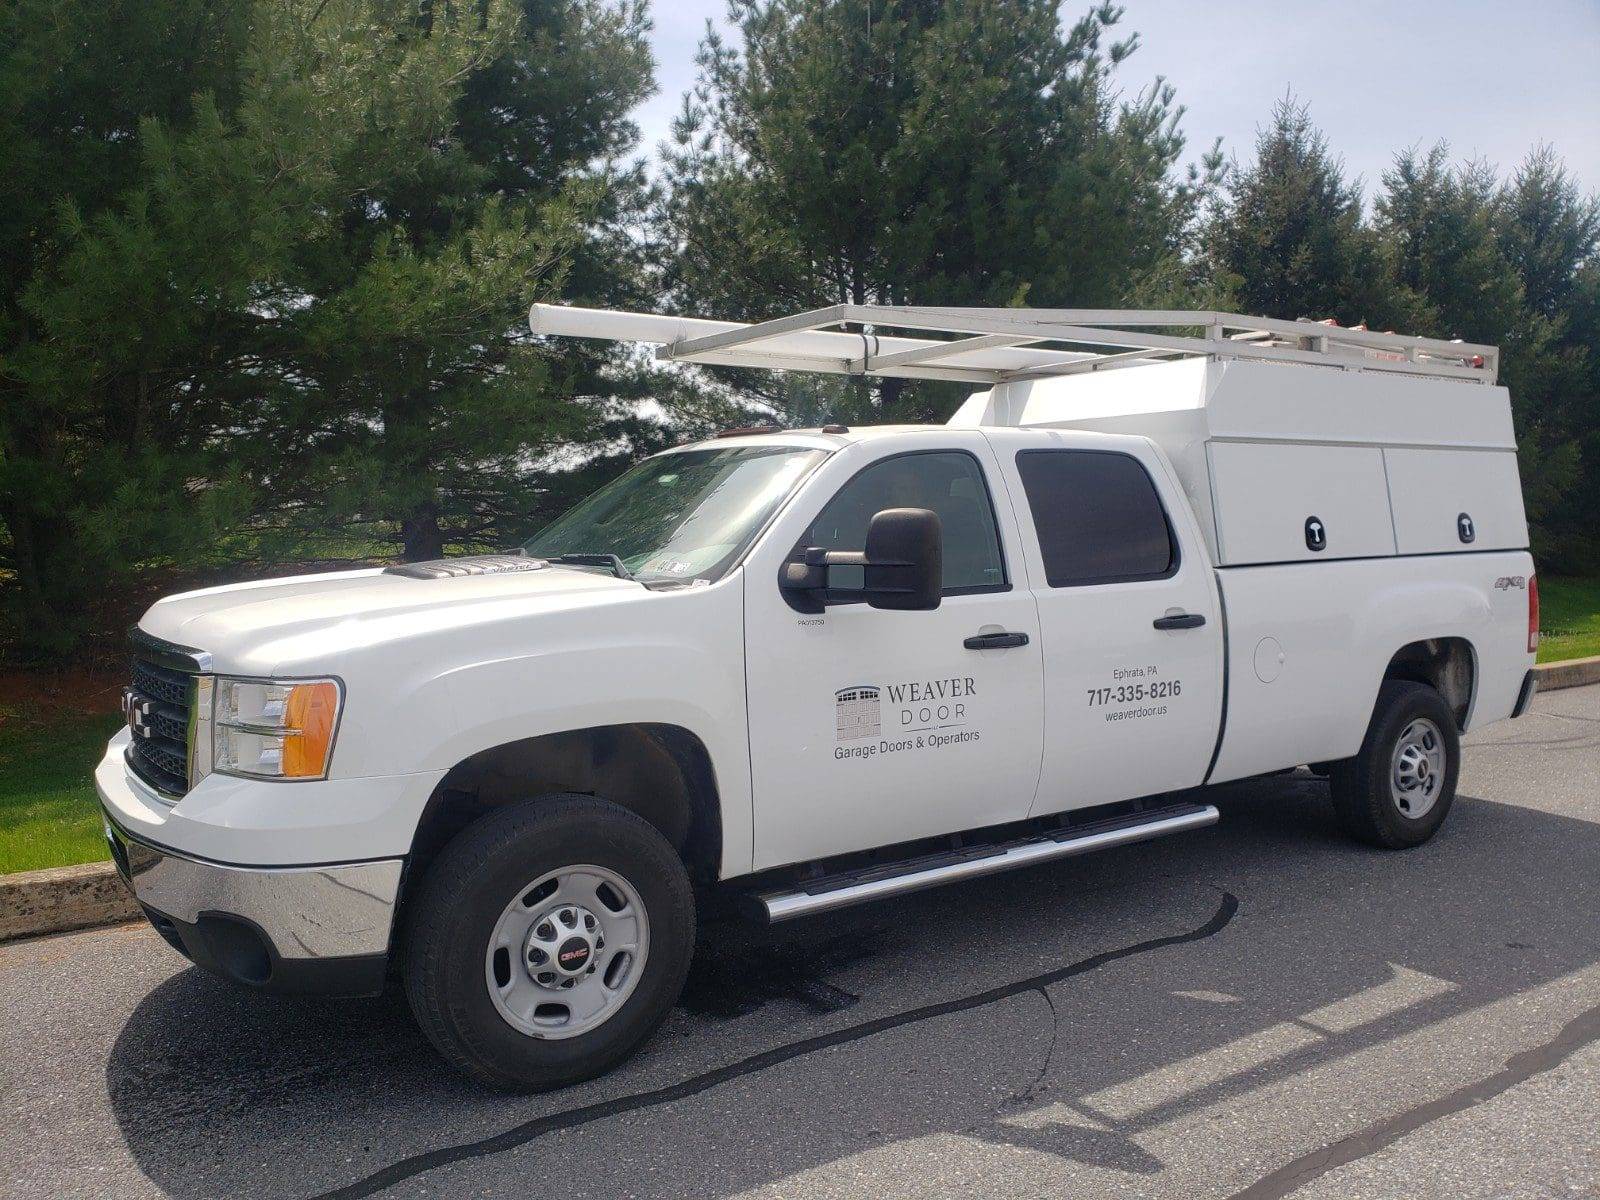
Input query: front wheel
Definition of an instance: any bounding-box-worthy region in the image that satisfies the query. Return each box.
[1329,681,1460,849]
[402,794,695,1090]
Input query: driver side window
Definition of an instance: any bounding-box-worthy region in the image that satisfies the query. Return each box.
[798,451,1008,593]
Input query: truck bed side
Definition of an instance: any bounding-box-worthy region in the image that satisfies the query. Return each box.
[1208,551,1535,784]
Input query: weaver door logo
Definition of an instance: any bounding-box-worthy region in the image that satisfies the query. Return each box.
[833,676,982,762]
[835,686,881,742]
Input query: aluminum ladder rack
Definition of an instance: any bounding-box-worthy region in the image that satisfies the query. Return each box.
[530,303,1499,385]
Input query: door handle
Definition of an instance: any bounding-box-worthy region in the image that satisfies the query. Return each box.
[964,631,1030,650]
[1153,613,1206,631]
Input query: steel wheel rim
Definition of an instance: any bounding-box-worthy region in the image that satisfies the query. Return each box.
[1389,717,1446,819]
[484,864,649,1040]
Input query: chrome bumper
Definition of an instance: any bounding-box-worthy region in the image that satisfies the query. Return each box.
[104,814,402,996]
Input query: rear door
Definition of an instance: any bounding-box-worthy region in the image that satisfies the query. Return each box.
[985,430,1224,814]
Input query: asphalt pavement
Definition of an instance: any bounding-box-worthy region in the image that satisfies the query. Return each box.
[2,687,1598,1200]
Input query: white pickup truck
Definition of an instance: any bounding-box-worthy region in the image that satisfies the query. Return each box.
[99,306,1539,1090]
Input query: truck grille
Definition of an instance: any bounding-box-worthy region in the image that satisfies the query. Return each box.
[125,657,194,796]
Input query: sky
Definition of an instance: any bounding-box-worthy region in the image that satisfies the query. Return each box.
[632,0,1600,196]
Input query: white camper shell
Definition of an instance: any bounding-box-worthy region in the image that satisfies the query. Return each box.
[952,359,1527,567]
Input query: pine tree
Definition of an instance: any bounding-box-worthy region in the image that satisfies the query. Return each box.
[242,0,662,563]
[1491,149,1600,570]
[1206,98,1425,331]
[657,0,1198,423]
[0,0,253,659]
[1,0,672,660]
[1376,146,1522,340]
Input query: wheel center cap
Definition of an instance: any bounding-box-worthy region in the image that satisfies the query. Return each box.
[555,936,592,975]
[524,903,603,987]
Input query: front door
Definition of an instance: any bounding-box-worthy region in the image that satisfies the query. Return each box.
[742,435,1045,871]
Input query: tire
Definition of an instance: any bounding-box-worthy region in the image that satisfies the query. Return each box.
[402,794,695,1091]
[1328,681,1459,849]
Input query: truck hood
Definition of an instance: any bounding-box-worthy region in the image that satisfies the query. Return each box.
[138,562,644,676]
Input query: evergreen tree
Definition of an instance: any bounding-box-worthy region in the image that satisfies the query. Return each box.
[0,0,253,659]
[1206,98,1424,330]
[1376,147,1521,339]
[1,0,674,660]
[1491,149,1600,569]
[246,0,663,563]
[657,0,1198,423]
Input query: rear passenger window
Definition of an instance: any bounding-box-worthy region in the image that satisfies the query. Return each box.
[1015,450,1176,587]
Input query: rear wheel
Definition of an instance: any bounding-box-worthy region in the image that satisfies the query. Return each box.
[402,794,694,1090]
[1329,681,1459,849]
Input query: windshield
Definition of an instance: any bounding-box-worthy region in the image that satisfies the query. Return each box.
[523,445,826,584]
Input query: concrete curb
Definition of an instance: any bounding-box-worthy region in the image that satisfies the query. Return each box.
[0,861,139,943]
[2,661,1598,944]
[1533,654,1600,692]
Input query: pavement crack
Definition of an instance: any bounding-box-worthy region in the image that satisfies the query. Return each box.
[1466,732,1595,749]
[306,892,1239,1200]
[1537,708,1600,726]
[1017,986,1060,1107]
[1228,997,1600,1200]
[982,985,1062,1124]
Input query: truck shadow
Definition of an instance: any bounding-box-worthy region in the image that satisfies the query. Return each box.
[105,772,1600,1200]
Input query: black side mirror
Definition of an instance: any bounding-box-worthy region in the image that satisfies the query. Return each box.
[861,507,942,610]
[780,507,943,612]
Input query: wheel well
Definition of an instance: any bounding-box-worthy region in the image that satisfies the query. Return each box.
[409,724,723,886]
[1382,638,1476,730]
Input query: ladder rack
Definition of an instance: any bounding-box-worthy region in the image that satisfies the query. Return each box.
[529,304,1499,386]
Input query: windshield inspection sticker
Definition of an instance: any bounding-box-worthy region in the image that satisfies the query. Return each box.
[833,677,980,760]
[1087,665,1181,722]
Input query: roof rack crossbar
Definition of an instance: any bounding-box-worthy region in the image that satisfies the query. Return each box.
[855,332,1047,373]
[1000,346,1185,382]
[665,304,854,359]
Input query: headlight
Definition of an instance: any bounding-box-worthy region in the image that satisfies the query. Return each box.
[206,677,343,782]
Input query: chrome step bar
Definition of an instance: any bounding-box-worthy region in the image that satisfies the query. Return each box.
[754,803,1219,923]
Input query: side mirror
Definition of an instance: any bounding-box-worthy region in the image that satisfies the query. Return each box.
[861,507,942,610]
[780,507,943,612]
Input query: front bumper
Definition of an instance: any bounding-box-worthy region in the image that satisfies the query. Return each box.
[102,814,401,997]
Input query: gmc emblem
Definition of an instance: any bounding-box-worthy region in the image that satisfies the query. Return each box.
[123,691,154,739]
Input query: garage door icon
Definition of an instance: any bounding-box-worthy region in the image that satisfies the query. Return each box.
[835,686,881,742]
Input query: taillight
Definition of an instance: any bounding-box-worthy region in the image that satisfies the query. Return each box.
[1528,574,1540,654]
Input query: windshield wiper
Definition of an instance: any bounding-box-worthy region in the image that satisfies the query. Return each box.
[544,552,635,580]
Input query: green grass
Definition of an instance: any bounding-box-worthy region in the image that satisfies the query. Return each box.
[1539,575,1600,664]
[0,711,123,874]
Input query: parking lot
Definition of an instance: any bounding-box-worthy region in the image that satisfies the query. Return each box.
[3,686,1598,1200]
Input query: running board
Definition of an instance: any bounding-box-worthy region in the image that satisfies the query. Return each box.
[753,802,1219,923]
